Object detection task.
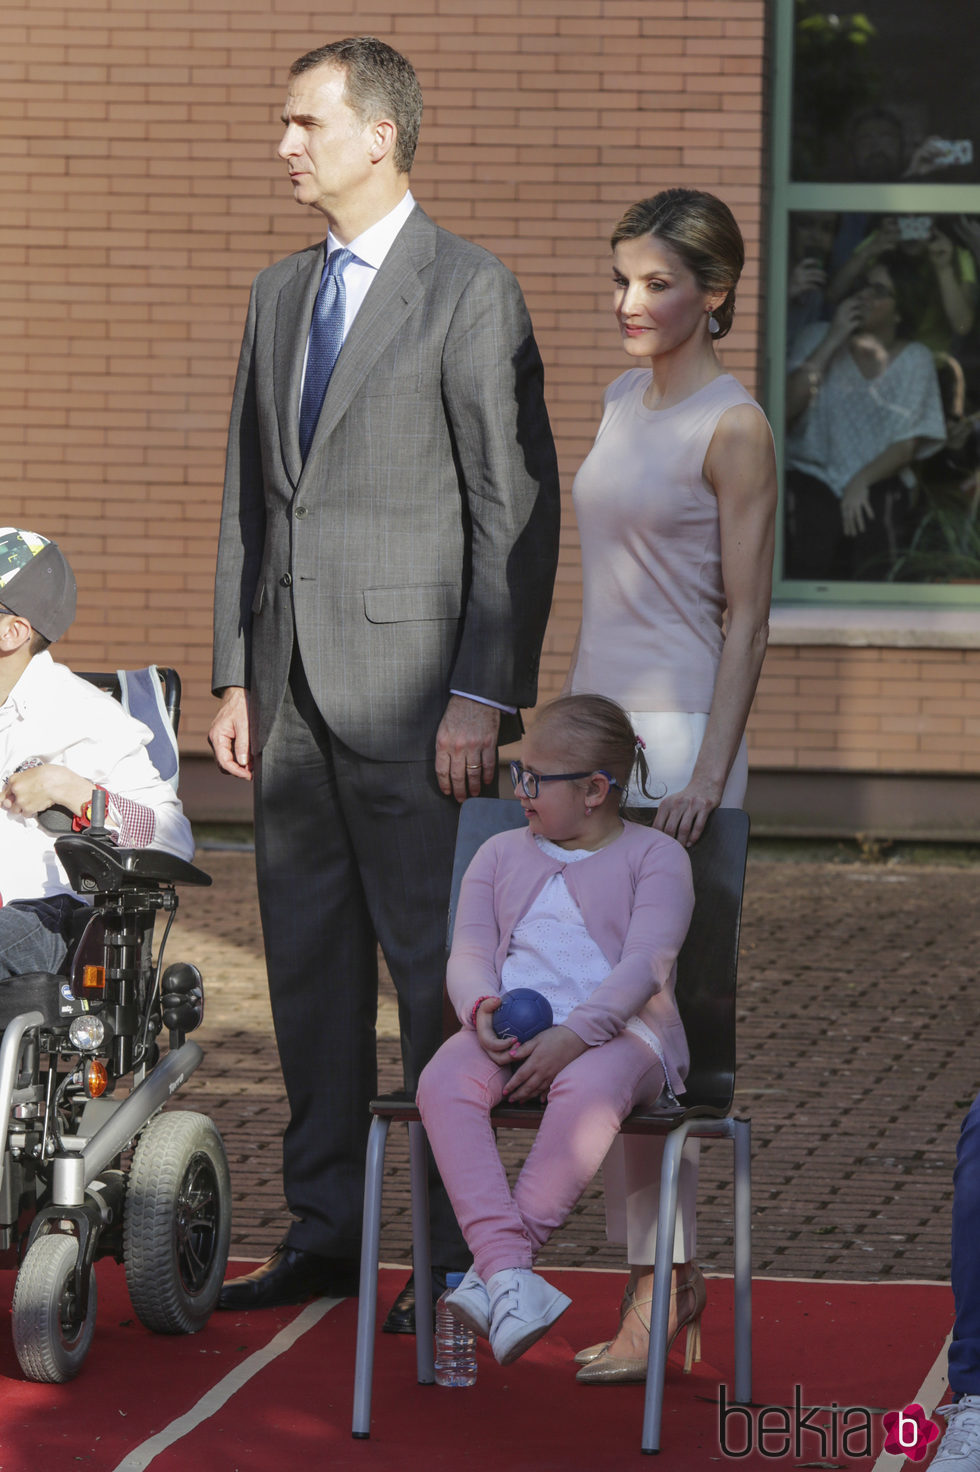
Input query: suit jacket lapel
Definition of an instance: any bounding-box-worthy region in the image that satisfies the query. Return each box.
[275,246,324,487]
[298,209,436,474]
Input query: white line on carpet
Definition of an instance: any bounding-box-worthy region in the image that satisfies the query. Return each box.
[870,1329,951,1472]
[108,1297,341,1472]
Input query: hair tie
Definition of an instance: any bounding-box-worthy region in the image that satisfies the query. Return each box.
[634,734,646,750]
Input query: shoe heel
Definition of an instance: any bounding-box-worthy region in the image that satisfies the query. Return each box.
[683,1317,702,1373]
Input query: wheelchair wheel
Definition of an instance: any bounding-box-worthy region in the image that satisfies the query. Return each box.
[123,1111,231,1334]
[12,1233,98,1382]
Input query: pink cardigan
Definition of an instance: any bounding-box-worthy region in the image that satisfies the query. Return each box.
[447,820,695,1095]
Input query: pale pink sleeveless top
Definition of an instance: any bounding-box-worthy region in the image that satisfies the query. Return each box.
[570,370,769,713]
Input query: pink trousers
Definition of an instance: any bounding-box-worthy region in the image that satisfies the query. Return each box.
[416,1027,665,1282]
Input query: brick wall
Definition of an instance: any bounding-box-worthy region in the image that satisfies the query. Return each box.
[0,0,768,750]
[8,2,973,786]
[749,645,980,774]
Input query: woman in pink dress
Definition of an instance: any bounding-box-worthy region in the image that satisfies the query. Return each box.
[566,189,777,1383]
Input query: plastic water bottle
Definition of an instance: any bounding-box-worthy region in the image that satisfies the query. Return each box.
[434,1272,478,1387]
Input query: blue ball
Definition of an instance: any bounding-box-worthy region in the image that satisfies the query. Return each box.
[492,988,554,1043]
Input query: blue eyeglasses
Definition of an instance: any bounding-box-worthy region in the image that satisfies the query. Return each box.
[509,760,621,800]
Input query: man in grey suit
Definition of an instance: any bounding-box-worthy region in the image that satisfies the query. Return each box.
[209,37,559,1318]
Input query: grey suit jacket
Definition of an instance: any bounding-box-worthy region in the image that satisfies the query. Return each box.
[212,206,560,761]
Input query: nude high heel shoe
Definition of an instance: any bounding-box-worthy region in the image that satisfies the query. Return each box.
[575,1265,706,1384]
[573,1283,636,1365]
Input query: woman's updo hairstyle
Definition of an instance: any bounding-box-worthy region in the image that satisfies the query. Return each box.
[529,694,655,805]
[611,188,745,340]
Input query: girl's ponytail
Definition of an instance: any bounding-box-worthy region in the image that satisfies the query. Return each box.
[530,694,661,806]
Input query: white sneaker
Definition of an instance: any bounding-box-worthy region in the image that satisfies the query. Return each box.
[933,1396,980,1468]
[487,1267,571,1366]
[445,1266,491,1338]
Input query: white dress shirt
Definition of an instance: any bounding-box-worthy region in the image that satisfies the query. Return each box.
[300,190,417,388]
[0,653,194,905]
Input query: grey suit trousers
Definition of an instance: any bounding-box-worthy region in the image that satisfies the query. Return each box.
[253,647,467,1264]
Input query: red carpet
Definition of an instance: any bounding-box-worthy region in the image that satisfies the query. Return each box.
[0,1263,954,1471]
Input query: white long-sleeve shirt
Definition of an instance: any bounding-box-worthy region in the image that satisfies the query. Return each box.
[0,652,194,905]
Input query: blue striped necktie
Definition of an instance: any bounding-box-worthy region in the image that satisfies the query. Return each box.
[299,246,355,461]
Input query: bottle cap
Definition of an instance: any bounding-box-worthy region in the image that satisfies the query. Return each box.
[445,1271,465,1289]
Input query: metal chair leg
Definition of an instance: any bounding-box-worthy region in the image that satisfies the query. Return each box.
[732,1118,752,1405]
[641,1122,691,1454]
[352,1115,391,1438]
[408,1120,435,1384]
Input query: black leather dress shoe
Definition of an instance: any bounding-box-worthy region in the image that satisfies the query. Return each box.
[218,1245,360,1311]
[381,1266,450,1335]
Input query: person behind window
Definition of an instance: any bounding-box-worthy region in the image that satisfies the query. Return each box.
[787,211,840,343]
[785,253,947,580]
[829,217,978,358]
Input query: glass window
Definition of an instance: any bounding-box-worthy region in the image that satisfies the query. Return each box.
[783,209,980,584]
[791,1,980,186]
[769,0,980,598]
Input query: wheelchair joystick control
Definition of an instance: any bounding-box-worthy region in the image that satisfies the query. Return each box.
[87,788,109,840]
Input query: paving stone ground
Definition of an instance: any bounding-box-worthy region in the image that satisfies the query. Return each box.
[170,845,980,1285]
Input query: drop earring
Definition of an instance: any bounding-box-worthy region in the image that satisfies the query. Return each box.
[708,313,720,335]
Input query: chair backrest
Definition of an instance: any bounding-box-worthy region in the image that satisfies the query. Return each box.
[78,667,181,789]
[672,808,749,1113]
[447,799,749,1115]
[448,797,527,939]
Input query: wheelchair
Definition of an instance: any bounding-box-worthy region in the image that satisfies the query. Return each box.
[0,669,231,1382]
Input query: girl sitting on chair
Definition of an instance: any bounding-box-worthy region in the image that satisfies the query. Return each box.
[416,694,696,1367]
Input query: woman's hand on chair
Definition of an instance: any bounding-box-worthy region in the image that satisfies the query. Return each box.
[503,1026,587,1103]
[654,777,720,848]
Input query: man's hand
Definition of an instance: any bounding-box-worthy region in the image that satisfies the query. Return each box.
[208,686,253,780]
[435,695,500,802]
[503,1025,588,1103]
[1,764,92,819]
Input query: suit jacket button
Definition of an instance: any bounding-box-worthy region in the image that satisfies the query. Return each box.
[294,506,307,518]
[280,573,292,587]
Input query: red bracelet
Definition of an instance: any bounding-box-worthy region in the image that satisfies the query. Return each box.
[469,995,494,1028]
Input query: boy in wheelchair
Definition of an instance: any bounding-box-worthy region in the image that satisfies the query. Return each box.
[0,528,229,1382]
[0,526,193,970]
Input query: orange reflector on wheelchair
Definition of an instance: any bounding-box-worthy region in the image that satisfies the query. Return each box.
[85,1060,109,1098]
[81,965,105,993]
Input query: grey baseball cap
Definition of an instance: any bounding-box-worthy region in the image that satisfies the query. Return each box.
[0,528,77,642]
